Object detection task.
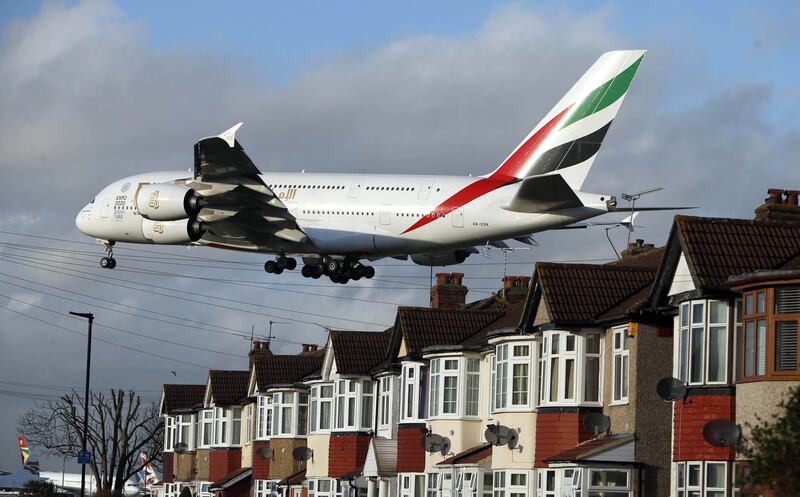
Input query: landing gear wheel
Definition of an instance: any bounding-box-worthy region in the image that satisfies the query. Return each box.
[107,258,117,269]
[330,274,341,283]
[352,266,365,280]
[301,265,313,278]
[265,260,278,273]
[286,258,297,270]
[100,257,110,269]
[326,260,340,274]
[100,241,116,269]
[364,266,376,279]
[273,267,283,275]
[312,266,323,279]
[276,255,289,269]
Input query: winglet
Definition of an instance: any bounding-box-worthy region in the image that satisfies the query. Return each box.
[218,123,244,148]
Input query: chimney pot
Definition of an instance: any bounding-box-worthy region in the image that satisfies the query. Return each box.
[431,272,468,310]
[766,188,785,204]
[636,239,644,247]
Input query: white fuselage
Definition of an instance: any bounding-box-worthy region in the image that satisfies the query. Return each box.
[39,471,141,496]
[76,170,611,259]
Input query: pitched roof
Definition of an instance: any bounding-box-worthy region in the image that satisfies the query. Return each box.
[545,433,635,463]
[330,330,392,375]
[209,467,251,490]
[608,246,666,269]
[278,469,306,486]
[674,216,800,289]
[536,262,656,324]
[437,443,492,466]
[161,384,206,414]
[394,307,505,356]
[253,354,324,390]
[208,370,250,405]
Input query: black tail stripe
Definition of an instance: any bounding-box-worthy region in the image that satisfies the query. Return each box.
[527,121,613,176]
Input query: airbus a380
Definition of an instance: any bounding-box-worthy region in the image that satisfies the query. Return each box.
[76,50,675,283]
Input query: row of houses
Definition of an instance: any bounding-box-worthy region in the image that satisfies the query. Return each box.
[157,189,800,497]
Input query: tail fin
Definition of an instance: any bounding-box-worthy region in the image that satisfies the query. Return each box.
[488,50,646,189]
[139,453,160,484]
[18,435,31,465]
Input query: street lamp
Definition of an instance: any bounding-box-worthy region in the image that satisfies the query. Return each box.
[69,311,94,497]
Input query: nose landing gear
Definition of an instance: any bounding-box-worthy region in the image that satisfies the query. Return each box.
[99,241,116,269]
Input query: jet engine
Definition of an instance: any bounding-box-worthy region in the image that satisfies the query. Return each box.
[142,218,205,244]
[411,249,472,266]
[136,184,204,221]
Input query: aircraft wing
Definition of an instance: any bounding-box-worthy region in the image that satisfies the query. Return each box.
[557,213,639,231]
[189,124,312,251]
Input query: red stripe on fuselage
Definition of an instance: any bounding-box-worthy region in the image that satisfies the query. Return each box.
[402,105,573,234]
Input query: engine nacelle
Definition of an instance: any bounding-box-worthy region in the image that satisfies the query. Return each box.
[411,249,471,266]
[142,218,205,244]
[136,184,203,221]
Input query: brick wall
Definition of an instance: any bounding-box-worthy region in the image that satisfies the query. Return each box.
[251,441,271,480]
[328,433,371,478]
[673,393,736,461]
[534,410,595,468]
[208,448,242,482]
[269,438,307,480]
[162,452,174,483]
[396,424,426,473]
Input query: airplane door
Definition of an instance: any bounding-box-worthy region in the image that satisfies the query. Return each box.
[451,208,464,228]
[418,181,434,200]
[348,178,365,198]
[101,199,110,218]
[379,205,392,225]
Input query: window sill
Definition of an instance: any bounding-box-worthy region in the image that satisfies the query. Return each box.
[609,400,630,407]
[492,407,536,415]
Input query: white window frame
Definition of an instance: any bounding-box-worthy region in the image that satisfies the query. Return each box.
[199,409,213,447]
[244,404,252,445]
[426,473,439,497]
[587,468,631,494]
[164,416,176,451]
[176,413,195,450]
[399,473,427,497]
[678,300,730,386]
[401,362,423,422]
[428,355,482,419]
[675,461,728,497]
[539,331,603,406]
[492,340,536,413]
[377,375,393,430]
[269,390,309,438]
[332,379,372,432]
[311,383,333,433]
[612,327,631,404]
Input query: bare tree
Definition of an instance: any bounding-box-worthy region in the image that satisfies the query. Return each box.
[19,390,163,495]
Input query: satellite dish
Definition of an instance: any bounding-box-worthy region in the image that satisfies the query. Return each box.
[506,429,519,450]
[439,437,451,456]
[174,443,189,454]
[656,377,687,401]
[256,447,274,460]
[484,424,518,449]
[702,419,741,447]
[292,446,313,462]
[582,413,611,435]
[484,424,500,446]
[421,433,445,453]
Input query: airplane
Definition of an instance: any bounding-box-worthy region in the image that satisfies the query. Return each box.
[0,436,149,496]
[76,49,682,283]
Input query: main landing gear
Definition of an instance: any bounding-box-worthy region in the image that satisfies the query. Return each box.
[264,255,297,274]
[264,255,376,284]
[99,241,117,269]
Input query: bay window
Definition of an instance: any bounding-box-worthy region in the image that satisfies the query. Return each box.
[333,379,374,431]
[210,407,242,447]
[255,395,272,440]
[612,327,630,403]
[310,384,333,432]
[402,363,425,422]
[539,331,602,406]
[176,414,194,450]
[678,300,730,385]
[164,416,176,451]
[231,408,241,445]
[270,390,309,437]
[675,461,727,497]
[199,409,213,447]
[377,376,392,429]
[428,355,481,418]
[213,407,228,445]
[738,286,800,380]
[493,340,535,411]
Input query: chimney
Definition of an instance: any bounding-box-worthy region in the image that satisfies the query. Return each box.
[249,339,273,367]
[300,343,320,355]
[621,238,656,259]
[501,275,531,304]
[755,188,800,223]
[430,272,468,310]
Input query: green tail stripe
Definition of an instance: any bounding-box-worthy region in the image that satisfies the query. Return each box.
[559,54,643,130]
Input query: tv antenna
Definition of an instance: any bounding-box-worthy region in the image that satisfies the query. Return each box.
[620,187,663,245]
[268,320,289,342]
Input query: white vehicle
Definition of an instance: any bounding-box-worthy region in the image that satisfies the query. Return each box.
[76,50,675,283]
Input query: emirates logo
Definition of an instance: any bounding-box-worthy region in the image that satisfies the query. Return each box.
[148,191,160,209]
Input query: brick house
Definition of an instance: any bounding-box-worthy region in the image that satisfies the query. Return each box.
[160,384,207,497]
[649,190,800,497]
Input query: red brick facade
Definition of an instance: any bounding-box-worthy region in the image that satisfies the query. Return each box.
[534,411,595,468]
[209,448,243,482]
[673,393,736,461]
[251,441,271,479]
[396,424,427,473]
[328,433,371,478]
[162,452,174,483]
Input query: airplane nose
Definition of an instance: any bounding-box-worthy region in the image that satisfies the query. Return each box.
[75,204,91,235]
